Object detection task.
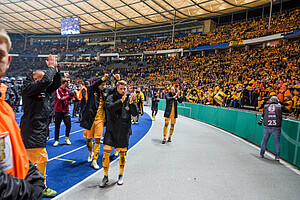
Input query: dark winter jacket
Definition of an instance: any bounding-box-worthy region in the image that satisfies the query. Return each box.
[151,96,159,111]
[80,77,115,130]
[163,92,183,118]
[104,91,138,148]
[20,67,61,148]
[0,162,45,200]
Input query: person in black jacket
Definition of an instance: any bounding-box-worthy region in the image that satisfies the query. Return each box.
[5,78,15,108]
[15,77,23,112]
[162,87,183,144]
[20,54,61,197]
[80,73,119,170]
[0,162,45,200]
[0,27,45,200]
[10,77,21,112]
[151,92,160,121]
[100,80,138,187]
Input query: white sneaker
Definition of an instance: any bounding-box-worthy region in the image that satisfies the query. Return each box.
[99,176,108,188]
[91,160,99,170]
[117,175,123,185]
[87,152,94,162]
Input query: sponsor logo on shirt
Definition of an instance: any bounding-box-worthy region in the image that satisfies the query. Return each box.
[0,131,13,172]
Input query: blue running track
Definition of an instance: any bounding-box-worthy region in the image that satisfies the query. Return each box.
[15,106,152,199]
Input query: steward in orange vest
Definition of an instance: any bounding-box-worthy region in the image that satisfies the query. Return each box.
[72,87,81,118]
[79,85,88,101]
[0,82,7,99]
[79,81,89,122]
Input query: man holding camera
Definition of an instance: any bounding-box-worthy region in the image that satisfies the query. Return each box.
[258,95,289,161]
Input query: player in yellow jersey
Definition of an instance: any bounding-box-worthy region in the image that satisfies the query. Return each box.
[162,87,183,144]
[132,87,144,124]
[100,80,138,187]
[80,73,120,169]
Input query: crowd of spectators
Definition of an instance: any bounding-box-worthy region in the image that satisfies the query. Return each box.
[5,8,300,120]
[8,9,300,55]
[64,40,300,119]
[10,39,112,55]
[119,9,300,52]
[7,57,46,76]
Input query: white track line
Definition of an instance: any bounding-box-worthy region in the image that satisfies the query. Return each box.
[52,115,154,200]
[47,129,85,162]
[179,115,300,176]
[48,145,87,162]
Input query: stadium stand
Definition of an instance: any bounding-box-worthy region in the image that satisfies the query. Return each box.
[120,8,300,52]
[8,9,300,55]
[2,1,300,199]
[5,7,300,120]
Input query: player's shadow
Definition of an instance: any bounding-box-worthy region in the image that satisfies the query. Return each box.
[87,181,118,189]
[69,161,87,168]
[151,138,163,145]
[61,143,71,146]
[250,153,281,165]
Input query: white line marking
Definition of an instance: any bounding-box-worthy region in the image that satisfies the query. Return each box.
[48,145,87,162]
[52,114,154,200]
[179,115,300,176]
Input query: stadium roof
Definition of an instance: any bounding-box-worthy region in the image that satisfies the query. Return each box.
[0,0,269,34]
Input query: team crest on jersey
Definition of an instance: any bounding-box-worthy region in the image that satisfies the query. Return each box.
[0,132,13,172]
[268,105,276,112]
[0,137,4,161]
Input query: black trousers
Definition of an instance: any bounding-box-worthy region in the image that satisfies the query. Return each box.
[79,101,86,122]
[55,112,71,141]
[152,110,158,117]
[72,101,80,117]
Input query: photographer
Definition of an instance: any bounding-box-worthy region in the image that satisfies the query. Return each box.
[258,96,289,161]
